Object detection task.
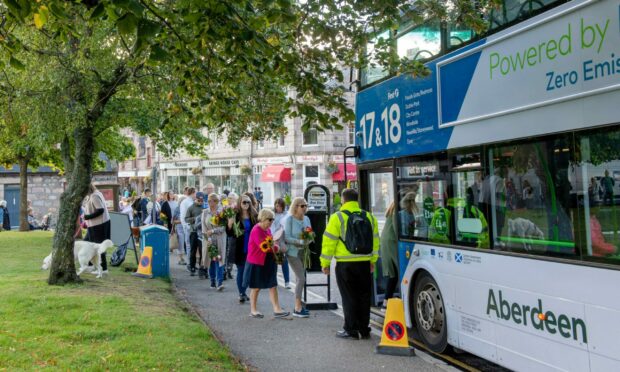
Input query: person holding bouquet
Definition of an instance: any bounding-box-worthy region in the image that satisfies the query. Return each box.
[284,197,313,318]
[202,193,226,290]
[227,195,257,303]
[244,209,289,319]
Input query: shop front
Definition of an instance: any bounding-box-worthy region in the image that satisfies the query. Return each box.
[253,156,293,207]
[159,161,201,194]
[202,158,249,195]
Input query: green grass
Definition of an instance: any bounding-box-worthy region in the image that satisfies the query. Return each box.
[0,231,244,371]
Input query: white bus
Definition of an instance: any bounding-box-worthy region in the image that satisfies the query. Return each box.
[354,0,620,370]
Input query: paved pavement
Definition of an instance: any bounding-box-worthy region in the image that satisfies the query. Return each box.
[169,254,452,372]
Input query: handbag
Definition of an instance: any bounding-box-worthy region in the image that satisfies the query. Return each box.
[169,231,179,252]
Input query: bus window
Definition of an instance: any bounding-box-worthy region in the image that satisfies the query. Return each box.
[487,135,577,256]
[361,30,390,86]
[396,155,449,242]
[452,170,489,249]
[576,128,620,262]
[397,22,441,61]
[488,0,564,32]
[448,23,474,50]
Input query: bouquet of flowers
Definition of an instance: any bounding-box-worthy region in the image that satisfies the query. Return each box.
[207,241,220,261]
[221,206,243,237]
[300,226,316,269]
[272,244,284,265]
[160,212,168,226]
[259,236,274,253]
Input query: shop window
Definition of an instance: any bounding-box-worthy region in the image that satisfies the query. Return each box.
[305,165,319,178]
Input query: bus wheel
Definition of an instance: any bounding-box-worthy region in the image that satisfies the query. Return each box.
[413,272,447,353]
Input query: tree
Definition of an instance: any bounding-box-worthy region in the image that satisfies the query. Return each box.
[0,0,495,284]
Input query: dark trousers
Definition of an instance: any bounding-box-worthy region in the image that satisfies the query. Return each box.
[85,220,110,271]
[189,232,202,271]
[335,261,372,336]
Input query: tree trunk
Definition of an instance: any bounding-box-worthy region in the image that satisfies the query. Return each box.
[18,157,30,232]
[48,125,95,285]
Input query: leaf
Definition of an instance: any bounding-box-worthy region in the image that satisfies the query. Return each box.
[4,0,23,21]
[137,19,161,41]
[9,56,25,70]
[90,3,106,20]
[33,6,49,29]
[117,13,139,36]
[113,0,144,17]
[148,45,168,62]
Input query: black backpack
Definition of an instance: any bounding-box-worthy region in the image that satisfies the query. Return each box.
[339,210,374,255]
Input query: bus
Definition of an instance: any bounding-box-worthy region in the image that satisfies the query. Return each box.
[354,0,620,370]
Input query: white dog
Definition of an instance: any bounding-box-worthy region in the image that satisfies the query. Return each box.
[41,239,114,278]
[507,218,545,251]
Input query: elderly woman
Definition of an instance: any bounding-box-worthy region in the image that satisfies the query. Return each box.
[0,200,9,231]
[244,209,289,319]
[202,193,226,290]
[173,195,187,265]
[283,197,312,318]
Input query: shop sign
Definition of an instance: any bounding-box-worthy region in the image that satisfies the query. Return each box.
[296,155,323,164]
[159,161,201,170]
[252,156,292,166]
[204,159,246,167]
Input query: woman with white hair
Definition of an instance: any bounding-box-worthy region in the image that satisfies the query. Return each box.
[244,208,289,319]
[0,200,9,231]
[173,195,187,265]
[202,193,226,290]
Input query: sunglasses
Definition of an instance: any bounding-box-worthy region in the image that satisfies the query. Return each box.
[242,201,250,205]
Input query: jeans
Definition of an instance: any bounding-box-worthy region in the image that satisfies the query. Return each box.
[236,262,247,295]
[183,224,191,257]
[175,224,186,256]
[209,260,224,286]
[280,255,290,283]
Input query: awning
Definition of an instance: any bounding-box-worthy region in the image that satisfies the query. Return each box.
[260,165,292,182]
[332,163,357,181]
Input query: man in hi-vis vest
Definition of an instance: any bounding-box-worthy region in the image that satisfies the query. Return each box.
[321,188,379,340]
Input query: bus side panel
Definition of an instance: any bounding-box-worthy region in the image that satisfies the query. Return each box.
[452,275,499,362]
[495,326,589,372]
[585,305,620,369]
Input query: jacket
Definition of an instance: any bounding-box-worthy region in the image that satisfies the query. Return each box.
[247,224,273,266]
[185,203,203,233]
[226,212,257,265]
[201,208,226,266]
[320,201,379,268]
[83,191,109,228]
[380,212,398,278]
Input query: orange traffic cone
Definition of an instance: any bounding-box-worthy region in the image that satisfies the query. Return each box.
[376,298,415,356]
[133,246,153,278]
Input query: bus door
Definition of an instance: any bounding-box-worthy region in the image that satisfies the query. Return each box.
[358,163,394,306]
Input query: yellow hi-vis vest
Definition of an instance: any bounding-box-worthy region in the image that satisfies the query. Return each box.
[320,201,380,268]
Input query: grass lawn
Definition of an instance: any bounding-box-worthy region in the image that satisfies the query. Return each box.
[0,231,244,371]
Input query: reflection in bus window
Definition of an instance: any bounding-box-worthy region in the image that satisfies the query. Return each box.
[488,0,564,32]
[396,156,448,242]
[488,136,576,256]
[576,128,620,260]
[397,23,441,61]
[453,170,489,248]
